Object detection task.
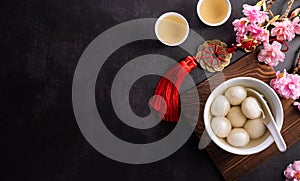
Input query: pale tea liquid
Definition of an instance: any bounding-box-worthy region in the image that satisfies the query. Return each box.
[200,0,229,24]
[157,15,187,44]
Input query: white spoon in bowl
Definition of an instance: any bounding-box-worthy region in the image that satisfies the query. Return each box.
[246,88,287,152]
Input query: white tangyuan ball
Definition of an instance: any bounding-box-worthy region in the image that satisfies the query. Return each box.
[226,106,247,127]
[211,95,230,116]
[225,86,247,105]
[244,118,266,139]
[211,117,232,138]
[227,128,250,147]
[241,97,263,119]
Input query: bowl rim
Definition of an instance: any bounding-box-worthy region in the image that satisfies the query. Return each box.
[196,0,232,26]
[203,77,284,155]
[154,12,189,46]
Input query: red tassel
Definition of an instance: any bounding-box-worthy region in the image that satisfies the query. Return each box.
[150,56,197,122]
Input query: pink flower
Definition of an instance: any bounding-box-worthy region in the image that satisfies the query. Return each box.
[270,69,300,100]
[242,4,268,24]
[233,18,249,34]
[233,18,249,43]
[294,102,300,111]
[292,17,300,34]
[248,24,269,42]
[258,41,285,66]
[284,160,300,181]
[271,20,295,41]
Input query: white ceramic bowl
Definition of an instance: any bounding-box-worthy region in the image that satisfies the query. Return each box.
[196,0,231,26]
[154,12,189,46]
[204,77,283,155]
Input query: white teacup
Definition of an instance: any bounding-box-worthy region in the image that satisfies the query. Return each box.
[154,12,189,46]
[197,0,232,26]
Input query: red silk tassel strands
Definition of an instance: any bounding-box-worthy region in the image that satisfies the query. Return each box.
[150,56,197,122]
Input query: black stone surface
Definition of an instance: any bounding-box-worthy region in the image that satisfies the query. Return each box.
[1,0,300,181]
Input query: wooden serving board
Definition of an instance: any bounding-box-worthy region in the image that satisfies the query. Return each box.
[181,51,300,181]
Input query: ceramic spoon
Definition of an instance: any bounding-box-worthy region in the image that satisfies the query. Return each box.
[246,88,287,152]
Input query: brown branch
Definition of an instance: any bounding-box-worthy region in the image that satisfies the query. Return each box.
[266,0,276,11]
[269,10,275,18]
[281,0,295,20]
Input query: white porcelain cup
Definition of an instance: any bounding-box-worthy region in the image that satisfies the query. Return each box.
[154,12,189,46]
[197,0,232,26]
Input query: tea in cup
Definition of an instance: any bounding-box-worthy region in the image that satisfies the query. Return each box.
[155,12,189,46]
[197,0,231,26]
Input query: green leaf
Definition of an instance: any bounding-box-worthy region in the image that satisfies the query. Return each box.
[265,15,280,29]
[256,1,264,6]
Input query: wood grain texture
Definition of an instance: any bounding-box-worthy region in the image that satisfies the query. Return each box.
[181,50,300,181]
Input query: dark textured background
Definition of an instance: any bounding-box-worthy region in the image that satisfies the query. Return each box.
[1,0,300,180]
